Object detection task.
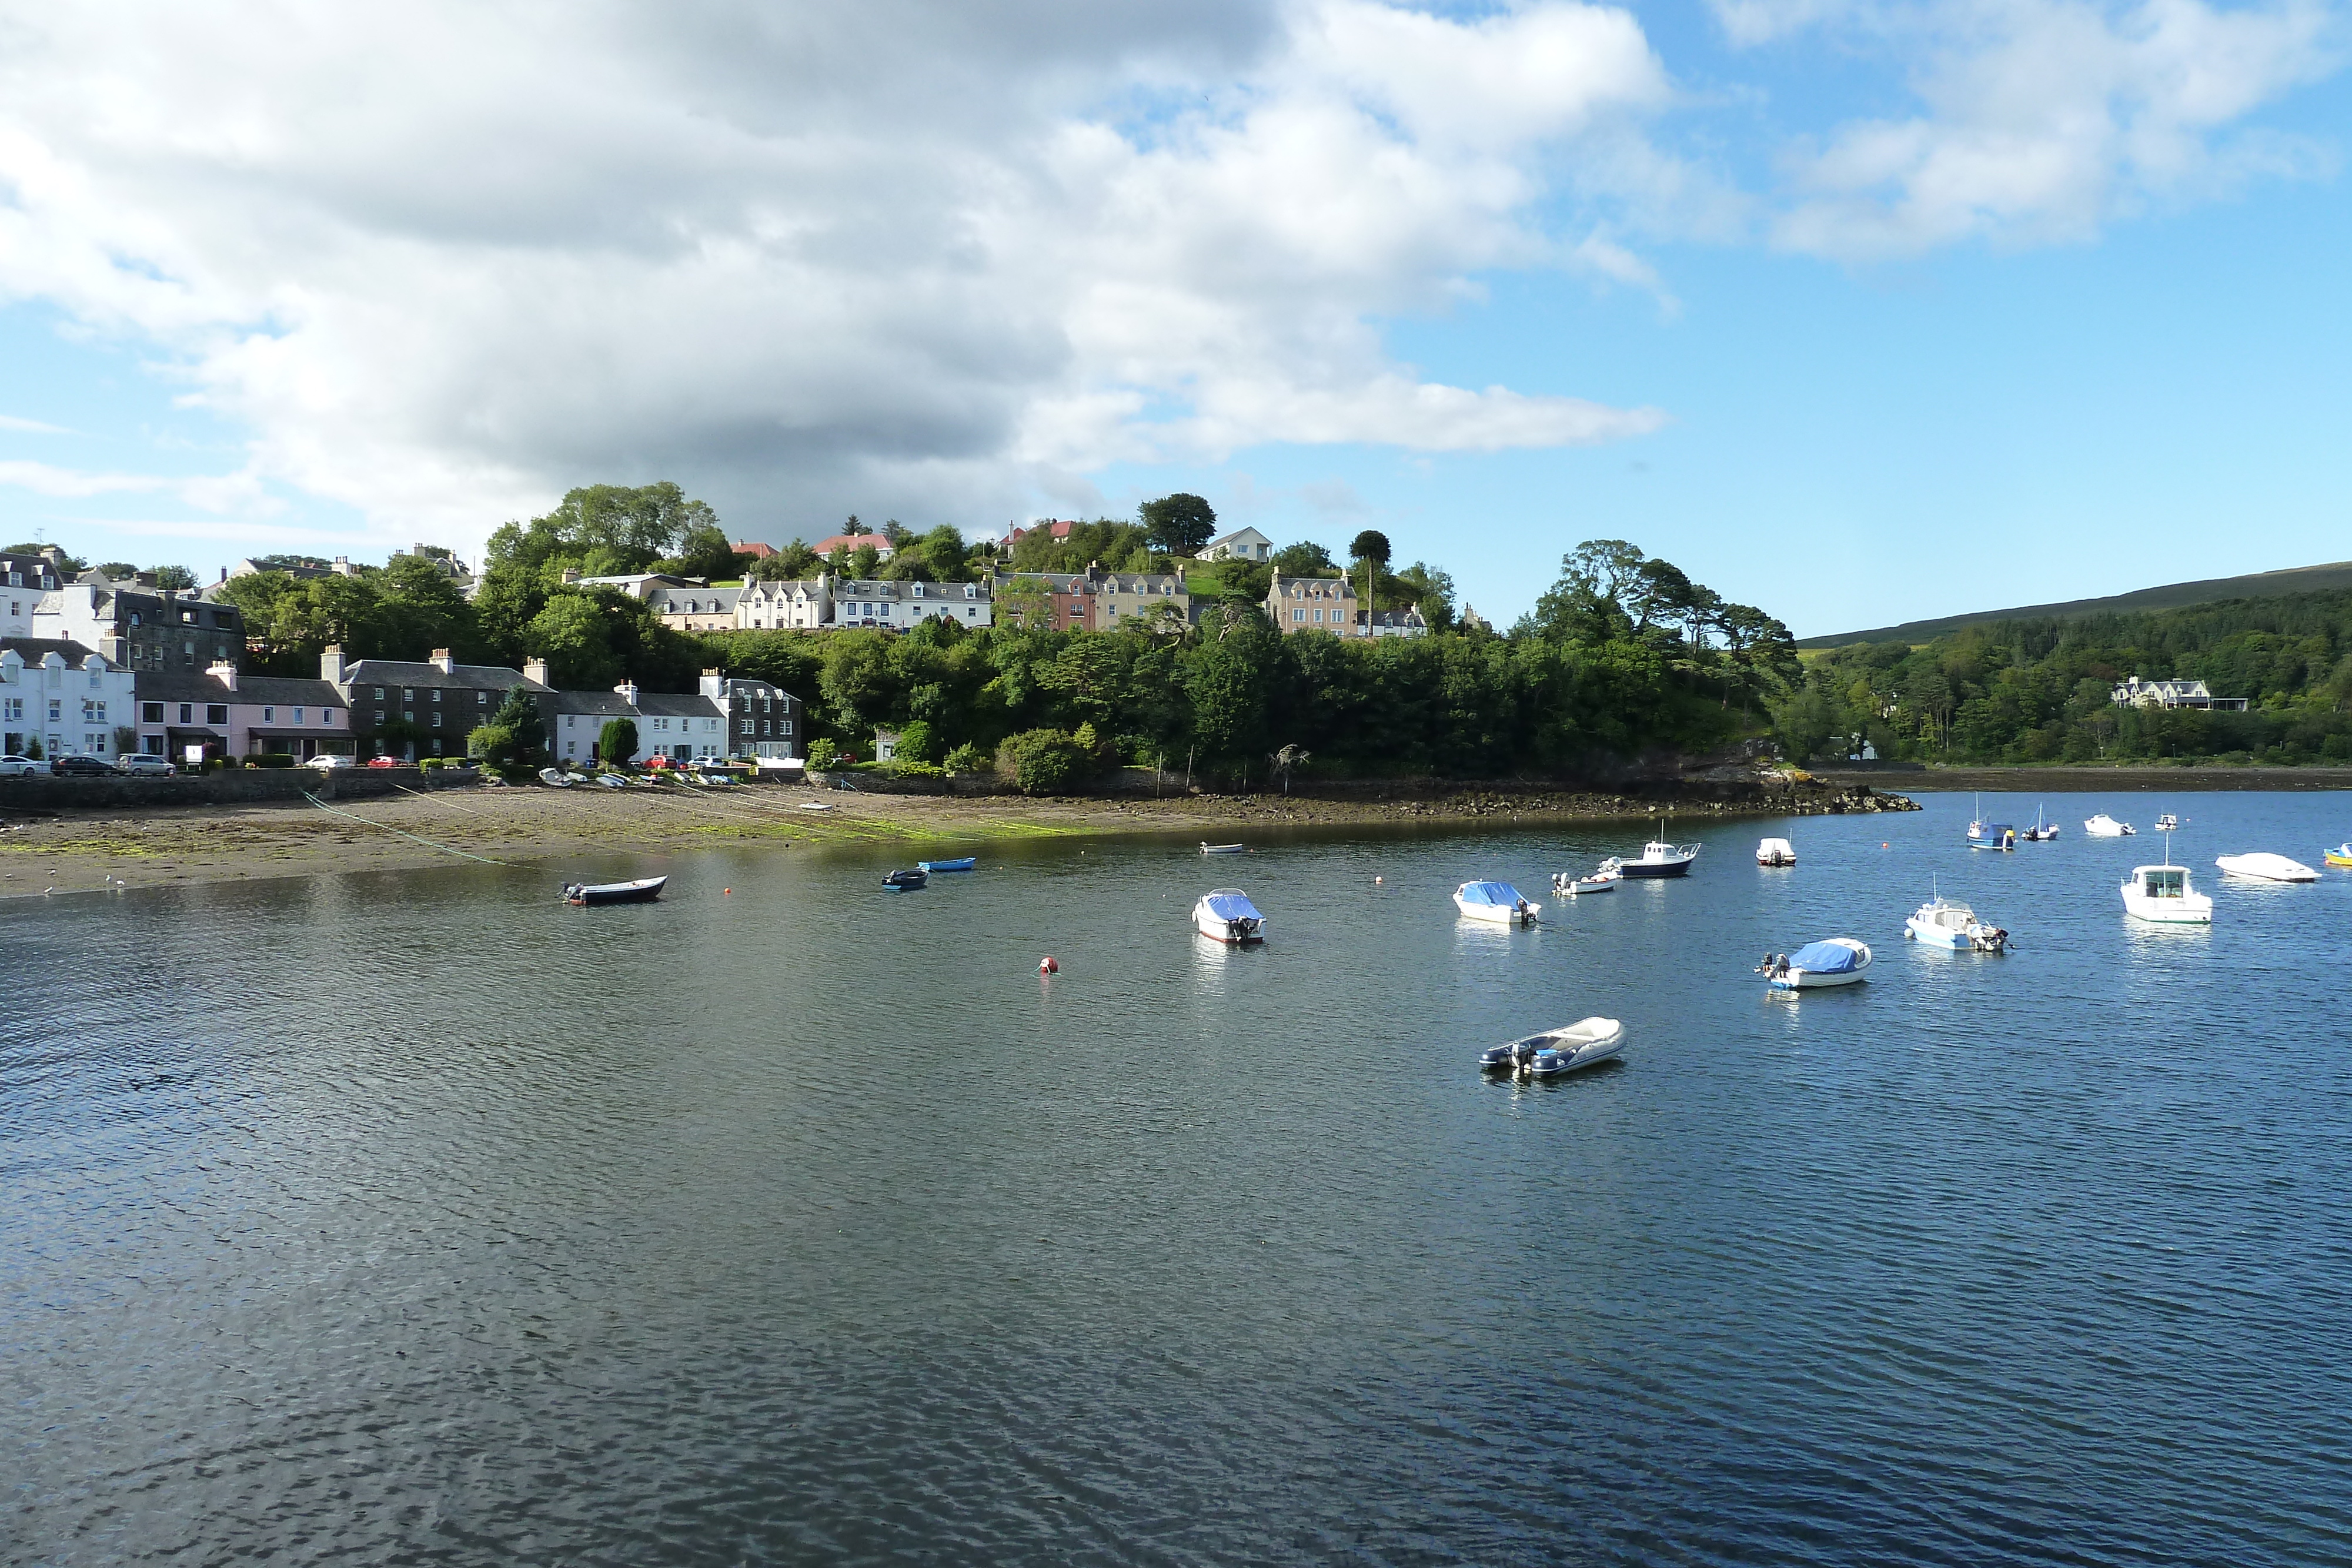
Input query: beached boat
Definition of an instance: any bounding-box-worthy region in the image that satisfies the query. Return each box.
[797,800,836,811]
[1192,888,1266,944]
[2214,852,2319,883]
[1479,1018,1625,1078]
[1602,823,1699,879]
[918,857,977,872]
[1200,842,1247,855]
[1454,881,1539,925]
[539,767,572,788]
[563,875,667,906]
[883,867,929,891]
[1552,869,1618,895]
[2328,844,2352,868]
[1760,939,1872,989]
[1756,837,1796,867]
[2084,813,2134,837]
[596,773,629,790]
[1905,894,2008,952]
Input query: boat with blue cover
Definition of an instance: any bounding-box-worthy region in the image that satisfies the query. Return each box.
[918,857,976,872]
[1193,888,1265,943]
[1454,880,1539,925]
[1760,938,1872,989]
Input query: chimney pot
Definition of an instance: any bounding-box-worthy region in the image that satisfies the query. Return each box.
[321,643,345,685]
[523,656,549,687]
[430,648,455,674]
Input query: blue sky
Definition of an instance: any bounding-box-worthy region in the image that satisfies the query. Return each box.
[1,0,2344,637]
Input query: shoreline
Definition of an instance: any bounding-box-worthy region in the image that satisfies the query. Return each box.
[0,778,1892,899]
[1811,765,2352,793]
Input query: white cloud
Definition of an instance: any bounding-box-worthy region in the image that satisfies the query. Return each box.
[0,413,75,434]
[0,457,273,514]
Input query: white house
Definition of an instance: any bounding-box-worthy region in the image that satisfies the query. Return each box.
[1201,527,1274,563]
[2111,675,2249,711]
[1,640,138,760]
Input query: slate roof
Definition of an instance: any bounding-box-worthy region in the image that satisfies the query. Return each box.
[0,637,108,666]
[342,658,547,694]
[635,692,724,719]
[135,671,343,706]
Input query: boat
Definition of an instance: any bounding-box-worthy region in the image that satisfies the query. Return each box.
[1759,938,1872,989]
[918,856,977,872]
[797,800,836,811]
[2121,834,2211,924]
[883,867,929,891]
[2084,813,2134,837]
[1479,1018,1625,1078]
[1905,892,2008,952]
[2214,852,2319,882]
[1966,800,2016,850]
[596,773,629,790]
[2021,805,2060,842]
[539,767,572,788]
[563,875,667,906]
[2327,844,2352,868]
[1192,888,1267,943]
[1552,868,1618,895]
[1454,881,1539,925]
[1200,842,1247,855]
[1756,837,1796,867]
[1602,821,1700,878]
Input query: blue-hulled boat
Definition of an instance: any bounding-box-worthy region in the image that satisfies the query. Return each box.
[918,857,976,872]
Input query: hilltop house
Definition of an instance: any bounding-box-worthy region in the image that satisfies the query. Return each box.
[1201,527,1273,563]
[811,531,896,560]
[0,640,137,761]
[994,564,1182,631]
[33,581,245,674]
[2110,675,2249,711]
[1362,607,1429,639]
[736,577,834,630]
[0,551,68,640]
[1264,573,1361,636]
[646,583,742,632]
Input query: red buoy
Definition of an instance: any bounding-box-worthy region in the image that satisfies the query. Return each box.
[1039,955,1059,975]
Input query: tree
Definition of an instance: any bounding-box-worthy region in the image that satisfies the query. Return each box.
[1349,530,1391,637]
[98,561,138,580]
[1389,562,1456,632]
[149,564,198,590]
[942,741,991,775]
[598,717,639,765]
[1271,541,1338,577]
[1269,742,1310,793]
[379,553,480,661]
[538,481,717,565]
[1139,493,1217,556]
[893,719,939,764]
[752,540,821,580]
[850,544,881,580]
[493,685,546,763]
[880,519,914,548]
[667,523,745,581]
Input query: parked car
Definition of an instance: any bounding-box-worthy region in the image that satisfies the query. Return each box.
[305,753,354,770]
[51,754,115,776]
[114,754,175,776]
[0,753,50,777]
[365,755,402,768]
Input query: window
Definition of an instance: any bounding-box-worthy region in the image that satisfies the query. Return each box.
[403,688,413,701]
[183,641,196,667]
[326,710,337,724]
[293,707,304,724]
[129,612,141,627]
[143,702,163,723]
[375,710,385,723]
[964,584,976,598]
[1294,609,1305,623]
[432,689,441,703]
[262,707,275,723]
[375,687,386,700]
[477,690,487,705]
[2,698,18,721]
[179,703,193,724]
[781,720,793,736]
[47,700,60,722]
[431,712,441,727]
[207,705,228,725]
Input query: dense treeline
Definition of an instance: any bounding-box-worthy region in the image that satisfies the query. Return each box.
[1779,591,2352,765]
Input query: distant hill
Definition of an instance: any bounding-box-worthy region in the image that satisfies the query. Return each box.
[1797,560,2352,649]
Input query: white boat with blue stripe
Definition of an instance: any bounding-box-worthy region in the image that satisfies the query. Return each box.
[1193,888,1266,944]
[1454,881,1539,925]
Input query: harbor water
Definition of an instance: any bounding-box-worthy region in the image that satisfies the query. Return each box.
[6,791,2351,1564]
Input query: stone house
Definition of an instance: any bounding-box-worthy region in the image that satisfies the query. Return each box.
[1264,573,1362,636]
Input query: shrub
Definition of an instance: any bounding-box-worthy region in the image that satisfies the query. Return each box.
[892,720,939,765]
[420,757,442,770]
[999,728,1093,795]
[246,753,296,769]
[599,717,639,765]
[467,722,519,770]
[806,737,839,770]
[885,760,946,780]
[942,741,991,775]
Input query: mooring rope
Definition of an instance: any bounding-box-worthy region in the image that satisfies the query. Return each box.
[303,791,512,865]
[395,783,491,817]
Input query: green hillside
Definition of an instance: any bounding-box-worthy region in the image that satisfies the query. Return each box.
[1796,560,2352,649]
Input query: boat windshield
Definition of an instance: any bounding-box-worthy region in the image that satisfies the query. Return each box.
[2142,869,2186,897]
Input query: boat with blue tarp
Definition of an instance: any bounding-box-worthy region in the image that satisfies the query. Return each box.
[1193,888,1266,943]
[1760,938,1872,989]
[1454,881,1539,925]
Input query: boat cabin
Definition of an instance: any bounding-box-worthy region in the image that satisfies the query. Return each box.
[2134,867,2191,900]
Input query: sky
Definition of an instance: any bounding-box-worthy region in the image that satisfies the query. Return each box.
[0,0,2344,638]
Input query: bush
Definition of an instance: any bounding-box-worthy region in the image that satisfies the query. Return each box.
[599,717,639,766]
[884,760,946,780]
[246,753,296,769]
[942,741,992,775]
[999,727,1093,795]
[806,737,839,770]
[891,720,939,765]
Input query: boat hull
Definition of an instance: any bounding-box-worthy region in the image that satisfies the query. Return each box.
[1482,1018,1624,1076]
[1765,939,1872,988]
[1455,897,1537,924]
[564,875,667,905]
[1614,860,1692,879]
[1194,915,1264,943]
[1905,917,2006,952]
[2122,894,2211,924]
[883,871,928,890]
[918,857,977,872]
[2214,854,2318,882]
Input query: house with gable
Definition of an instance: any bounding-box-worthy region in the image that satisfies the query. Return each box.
[1201,527,1273,563]
[1264,573,1361,636]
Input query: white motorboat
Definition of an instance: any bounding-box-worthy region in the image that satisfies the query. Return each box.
[1552,868,1618,895]
[539,767,572,788]
[1193,888,1267,943]
[595,773,629,790]
[2214,852,2319,883]
[1756,837,1796,867]
[1200,842,1247,855]
[1602,823,1700,879]
[1760,938,1872,989]
[1478,1017,1625,1078]
[2084,813,2134,837]
[1454,880,1539,925]
[1905,894,2008,952]
[2121,841,2212,924]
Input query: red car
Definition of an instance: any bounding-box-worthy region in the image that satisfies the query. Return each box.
[365,755,402,768]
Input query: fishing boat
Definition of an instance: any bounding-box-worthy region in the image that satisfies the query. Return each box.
[1759,939,1872,989]
[1756,837,1796,867]
[2328,844,2352,868]
[2021,805,2060,842]
[1192,888,1266,944]
[1200,842,1247,855]
[563,875,667,906]
[539,767,573,788]
[1552,868,1618,895]
[883,867,929,891]
[2121,833,2211,925]
[2214,852,2319,882]
[1454,881,1539,925]
[1602,821,1700,878]
[1905,892,2008,951]
[1966,800,2016,850]
[1478,1018,1625,1078]
[918,856,977,872]
[2084,813,2134,837]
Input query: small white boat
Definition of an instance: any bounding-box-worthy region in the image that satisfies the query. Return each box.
[2214,852,2319,883]
[2021,805,2060,842]
[1479,1017,1625,1078]
[1760,938,1872,989]
[797,799,836,811]
[539,767,572,788]
[595,773,629,790]
[1193,888,1266,943]
[2122,860,2211,924]
[1552,868,1618,895]
[1756,837,1796,867]
[1201,842,1247,855]
[1905,894,2008,952]
[1604,823,1700,878]
[2084,814,2134,837]
[1454,880,1539,925]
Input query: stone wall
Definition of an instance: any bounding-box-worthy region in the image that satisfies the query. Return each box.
[0,766,475,813]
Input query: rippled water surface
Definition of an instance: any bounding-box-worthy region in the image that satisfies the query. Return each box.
[8,791,2352,1565]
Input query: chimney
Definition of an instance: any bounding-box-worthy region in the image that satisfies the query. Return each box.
[523,656,549,687]
[430,648,455,674]
[615,679,640,708]
[207,658,239,693]
[560,566,580,584]
[700,667,724,701]
[320,644,345,685]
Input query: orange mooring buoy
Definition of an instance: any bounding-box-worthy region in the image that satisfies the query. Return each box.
[1039,955,1060,975]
